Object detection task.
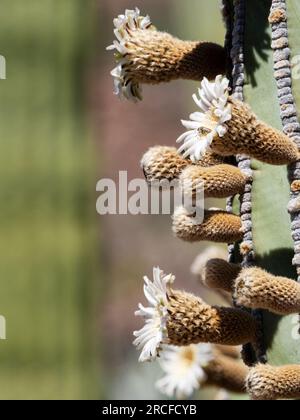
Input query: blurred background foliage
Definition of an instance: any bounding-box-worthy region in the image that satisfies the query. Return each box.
[0,0,225,399]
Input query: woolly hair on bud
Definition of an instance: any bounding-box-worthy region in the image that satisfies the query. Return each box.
[172,207,243,243]
[180,164,247,199]
[202,259,241,292]
[233,267,300,315]
[141,146,224,183]
[190,247,228,278]
[247,364,300,400]
[166,290,258,347]
[211,99,299,165]
[190,250,233,305]
[204,354,248,394]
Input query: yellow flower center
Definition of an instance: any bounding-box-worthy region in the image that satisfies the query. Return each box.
[180,346,197,367]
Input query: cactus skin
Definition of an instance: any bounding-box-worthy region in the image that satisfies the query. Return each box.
[243,0,300,366]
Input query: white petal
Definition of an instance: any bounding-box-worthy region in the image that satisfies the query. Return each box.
[181,120,201,130]
[107,8,154,102]
[133,267,173,362]
[176,130,195,144]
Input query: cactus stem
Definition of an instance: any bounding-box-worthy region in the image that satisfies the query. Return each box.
[227,0,266,365]
[270,0,300,281]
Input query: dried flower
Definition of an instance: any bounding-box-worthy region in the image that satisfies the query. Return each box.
[156,344,213,398]
[177,75,299,165]
[247,364,300,400]
[173,206,243,243]
[107,9,226,102]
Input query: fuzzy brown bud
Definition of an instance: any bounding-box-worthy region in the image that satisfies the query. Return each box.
[141,146,224,183]
[167,290,258,347]
[247,364,300,400]
[205,354,248,394]
[202,259,241,292]
[180,164,248,199]
[234,267,300,315]
[108,9,226,102]
[211,99,299,165]
[173,207,243,243]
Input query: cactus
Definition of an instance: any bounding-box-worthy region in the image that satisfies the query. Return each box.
[107,0,300,400]
[241,0,300,366]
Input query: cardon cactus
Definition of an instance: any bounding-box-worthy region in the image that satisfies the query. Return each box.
[107,0,300,400]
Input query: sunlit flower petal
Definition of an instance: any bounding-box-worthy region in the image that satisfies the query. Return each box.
[107,8,154,102]
[133,267,175,362]
[177,75,232,161]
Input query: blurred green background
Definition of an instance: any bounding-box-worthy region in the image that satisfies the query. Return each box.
[0,0,224,399]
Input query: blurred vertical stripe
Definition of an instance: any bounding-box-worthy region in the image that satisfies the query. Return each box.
[0,0,100,399]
